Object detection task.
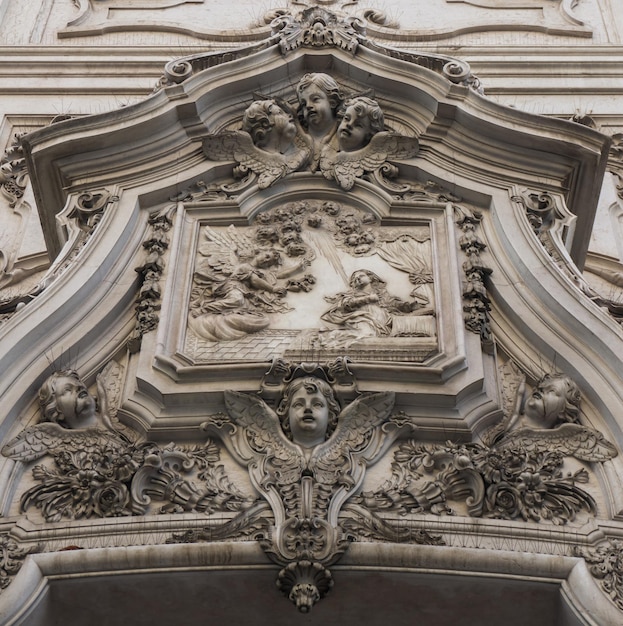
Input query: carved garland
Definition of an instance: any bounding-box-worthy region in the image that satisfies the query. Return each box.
[454,205,493,348]
[128,206,175,353]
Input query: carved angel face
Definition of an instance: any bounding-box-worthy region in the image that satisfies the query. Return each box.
[338,105,373,152]
[288,387,330,448]
[53,375,97,429]
[298,85,335,136]
[524,378,569,428]
[269,104,297,144]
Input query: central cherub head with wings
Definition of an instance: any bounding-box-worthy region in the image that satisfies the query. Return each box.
[276,376,341,448]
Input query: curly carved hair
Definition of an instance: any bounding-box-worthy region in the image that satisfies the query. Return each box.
[39,369,82,424]
[296,73,345,127]
[276,376,341,441]
[539,373,581,424]
[339,96,385,137]
[242,100,279,148]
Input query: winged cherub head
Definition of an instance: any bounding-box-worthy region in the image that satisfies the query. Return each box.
[277,376,341,448]
[522,373,581,429]
[39,370,99,429]
[337,96,384,152]
[242,100,297,154]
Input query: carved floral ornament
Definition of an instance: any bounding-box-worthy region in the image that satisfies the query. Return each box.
[0,357,619,611]
[159,7,482,93]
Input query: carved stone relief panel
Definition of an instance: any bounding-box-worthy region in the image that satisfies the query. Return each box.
[182,199,440,364]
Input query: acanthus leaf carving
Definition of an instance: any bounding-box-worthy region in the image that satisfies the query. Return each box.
[0,533,39,593]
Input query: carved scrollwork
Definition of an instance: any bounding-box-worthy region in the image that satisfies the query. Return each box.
[574,540,623,612]
[166,362,441,611]
[271,7,366,55]
[360,372,617,525]
[0,534,38,592]
[0,133,28,209]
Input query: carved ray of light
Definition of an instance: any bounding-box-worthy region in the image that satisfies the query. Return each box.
[304,228,349,286]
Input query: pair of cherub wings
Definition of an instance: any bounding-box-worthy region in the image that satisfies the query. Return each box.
[202,131,310,189]
[204,389,396,489]
[319,133,419,190]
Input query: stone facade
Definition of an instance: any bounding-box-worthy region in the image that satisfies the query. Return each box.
[1,2,623,624]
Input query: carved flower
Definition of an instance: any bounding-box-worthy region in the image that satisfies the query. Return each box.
[477,447,526,484]
[92,481,130,517]
[516,471,547,520]
[485,482,523,519]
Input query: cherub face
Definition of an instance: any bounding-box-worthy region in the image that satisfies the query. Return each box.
[53,376,97,428]
[298,86,334,134]
[338,105,373,152]
[524,378,568,427]
[268,104,297,144]
[288,388,329,448]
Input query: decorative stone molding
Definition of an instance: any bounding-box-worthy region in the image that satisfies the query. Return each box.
[0,189,117,325]
[128,206,175,353]
[167,360,444,611]
[154,8,483,95]
[575,539,623,613]
[359,371,617,524]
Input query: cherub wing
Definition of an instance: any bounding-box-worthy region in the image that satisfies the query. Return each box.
[321,133,419,190]
[495,423,618,462]
[202,130,291,189]
[196,225,254,276]
[311,392,396,484]
[209,391,303,484]
[1,423,127,462]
